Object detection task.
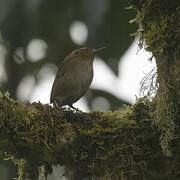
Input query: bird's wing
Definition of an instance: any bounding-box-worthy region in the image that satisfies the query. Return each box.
[50,55,80,104]
[52,53,78,79]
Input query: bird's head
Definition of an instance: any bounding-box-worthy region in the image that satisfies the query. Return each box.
[71,47,106,61]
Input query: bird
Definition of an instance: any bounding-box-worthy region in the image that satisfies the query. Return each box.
[50,47,106,110]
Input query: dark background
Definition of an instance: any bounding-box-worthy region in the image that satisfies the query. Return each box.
[0,0,136,179]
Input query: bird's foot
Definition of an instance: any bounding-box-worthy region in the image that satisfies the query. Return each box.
[52,101,64,111]
[69,104,83,112]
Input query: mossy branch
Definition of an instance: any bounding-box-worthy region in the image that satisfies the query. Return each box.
[1,92,180,179]
[0,92,167,179]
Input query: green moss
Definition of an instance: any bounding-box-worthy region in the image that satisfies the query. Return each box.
[129,0,180,157]
[0,92,73,179]
[0,92,156,179]
[0,91,180,179]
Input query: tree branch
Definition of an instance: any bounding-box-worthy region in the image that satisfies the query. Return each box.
[0,92,165,180]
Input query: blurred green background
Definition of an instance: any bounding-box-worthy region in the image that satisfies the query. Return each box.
[0,0,136,179]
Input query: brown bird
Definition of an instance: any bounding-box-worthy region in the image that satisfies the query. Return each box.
[50,47,106,110]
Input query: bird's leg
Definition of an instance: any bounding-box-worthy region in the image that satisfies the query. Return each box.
[69,104,82,112]
[53,100,61,109]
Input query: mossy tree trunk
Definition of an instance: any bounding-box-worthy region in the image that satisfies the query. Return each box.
[131,0,180,156]
[0,0,180,179]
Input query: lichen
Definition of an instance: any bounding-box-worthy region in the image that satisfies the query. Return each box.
[129,0,180,157]
[1,91,180,179]
[0,92,151,179]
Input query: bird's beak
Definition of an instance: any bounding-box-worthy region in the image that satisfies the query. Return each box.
[92,47,106,53]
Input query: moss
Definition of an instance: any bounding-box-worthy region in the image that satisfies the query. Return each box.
[129,0,180,157]
[1,92,180,179]
[0,92,76,178]
[0,1,179,178]
[0,93,145,179]
[130,0,180,54]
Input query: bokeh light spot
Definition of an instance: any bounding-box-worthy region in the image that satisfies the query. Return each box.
[30,63,57,104]
[14,47,26,64]
[69,21,88,45]
[92,96,110,111]
[16,75,35,101]
[0,45,7,83]
[27,39,47,62]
